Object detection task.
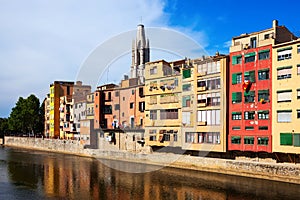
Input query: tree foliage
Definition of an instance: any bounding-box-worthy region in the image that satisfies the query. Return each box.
[8,94,44,135]
[0,117,8,137]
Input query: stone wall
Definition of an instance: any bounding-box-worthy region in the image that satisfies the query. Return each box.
[4,136,300,184]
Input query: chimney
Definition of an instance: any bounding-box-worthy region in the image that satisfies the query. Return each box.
[273,20,278,28]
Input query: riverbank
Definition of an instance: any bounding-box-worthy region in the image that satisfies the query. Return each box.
[3,136,300,184]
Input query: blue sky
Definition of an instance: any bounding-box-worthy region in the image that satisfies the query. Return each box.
[1,0,300,117]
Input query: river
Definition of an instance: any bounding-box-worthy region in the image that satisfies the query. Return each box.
[0,146,299,200]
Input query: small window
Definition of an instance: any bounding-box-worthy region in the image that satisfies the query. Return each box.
[258,49,270,60]
[232,112,242,120]
[182,69,191,79]
[232,55,242,65]
[114,104,120,110]
[277,90,292,103]
[258,110,269,120]
[258,90,269,102]
[258,69,269,80]
[132,90,135,95]
[150,66,157,75]
[259,126,268,130]
[297,89,300,99]
[244,70,255,82]
[297,65,300,75]
[244,111,255,120]
[130,102,134,109]
[297,110,300,119]
[277,47,292,61]
[232,92,242,103]
[298,45,300,54]
[258,137,269,145]
[244,136,254,144]
[245,126,254,130]
[244,91,255,103]
[245,52,255,63]
[264,34,270,40]
[232,73,242,84]
[231,136,241,144]
[277,110,292,123]
[123,97,125,101]
[280,133,293,145]
[277,66,292,80]
[115,91,119,97]
[232,126,241,130]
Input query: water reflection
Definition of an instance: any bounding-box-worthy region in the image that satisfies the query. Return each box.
[1,147,299,200]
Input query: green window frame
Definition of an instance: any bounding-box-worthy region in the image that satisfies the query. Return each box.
[182,69,191,79]
[232,92,242,103]
[258,137,269,145]
[232,55,242,65]
[232,73,242,84]
[258,49,270,60]
[244,70,256,82]
[244,136,254,144]
[244,91,255,103]
[280,133,293,146]
[294,134,300,147]
[231,136,241,144]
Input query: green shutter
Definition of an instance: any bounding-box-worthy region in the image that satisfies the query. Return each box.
[245,52,256,57]
[294,134,300,147]
[258,110,269,114]
[232,112,241,114]
[277,66,292,70]
[236,92,242,101]
[232,73,237,84]
[280,133,293,145]
[232,55,241,65]
[258,68,269,72]
[244,91,254,96]
[258,49,270,53]
[277,46,292,52]
[258,90,269,94]
[250,71,255,82]
[183,69,191,78]
[244,71,250,76]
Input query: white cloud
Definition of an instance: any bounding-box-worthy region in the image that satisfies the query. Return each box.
[0,0,209,117]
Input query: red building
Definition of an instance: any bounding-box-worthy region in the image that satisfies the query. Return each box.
[228,20,296,153]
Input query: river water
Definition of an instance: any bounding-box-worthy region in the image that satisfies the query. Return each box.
[0,146,299,200]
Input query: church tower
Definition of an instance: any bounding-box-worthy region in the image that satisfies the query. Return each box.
[130,24,150,84]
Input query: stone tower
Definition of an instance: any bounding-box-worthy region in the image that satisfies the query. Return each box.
[130,24,150,84]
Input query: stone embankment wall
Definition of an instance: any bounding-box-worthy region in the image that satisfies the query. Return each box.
[4,136,300,184]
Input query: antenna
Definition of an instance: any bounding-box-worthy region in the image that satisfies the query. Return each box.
[140,16,143,24]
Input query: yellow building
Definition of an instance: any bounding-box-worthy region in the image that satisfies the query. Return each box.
[272,39,300,154]
[144,59,184,147]
[182,54,228,152]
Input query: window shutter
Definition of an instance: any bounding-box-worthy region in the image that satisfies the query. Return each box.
[250,71,255,82]
[232,73,237,84]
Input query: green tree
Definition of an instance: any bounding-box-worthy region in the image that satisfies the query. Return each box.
[0,117,9,137]
[8,94,44,135]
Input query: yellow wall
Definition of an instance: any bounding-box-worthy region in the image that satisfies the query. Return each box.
[272,40,300,154]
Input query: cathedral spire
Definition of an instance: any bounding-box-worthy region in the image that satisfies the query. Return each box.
[130,24,150,84]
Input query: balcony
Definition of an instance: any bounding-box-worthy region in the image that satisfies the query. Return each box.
[197,86,207,92]
[198,102,207,107]
[197,121,207,126]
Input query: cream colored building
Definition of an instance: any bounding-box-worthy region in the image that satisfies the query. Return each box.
[182,54,228,152]
[272,39,300,154]
[144,59,184,147]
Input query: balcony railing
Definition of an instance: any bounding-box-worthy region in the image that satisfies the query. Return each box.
[197,121,207,126]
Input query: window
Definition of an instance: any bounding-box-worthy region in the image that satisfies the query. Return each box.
[139,102,145,112]
[122,112,124,117]
[297,110,300,119]
[182,69,191,78]
[250,37,257,48]
[197,132,220,144]
[207,78,221,90]
[277,90,292,102]
[102,105,112,114]
[244,70,255,82]
[258,49,270,60]
[277,66,292,80]
[258,90,269,101]
[197,80,206,87]
[232,55,242,65]
[149,130,157,141]
[258,110,269,119]
[244,91,255,103]
[259,126,268,130]
[207,61,220,74]
[123,97,125,101]
[206,92,220,106]
[114,104,120,110]
[258,69,269,80]
[264,34,270,40]
[139,87,144,97]
[244,136,254,144]
[232,73,242,84]
[197,63,207,74]
[174,131,178,142]
[131,90,135,95]
[182,96,191,107]
[150,66,157,75]
[232,112,242,120]
[297,89,300,99]
[245,52,255,63]
[150,110,157,120]
[182,112,191,125]
[185,132,196,143]
[197,94,206,104]
[182,84,191,91]
[232,92,242,103]
[258,137,269,145]
[115,91,119,97]
[108,92,111,100]
[231,136,241,144]
[280,133,293,145]
[163,65,172,76]
[232,126,241,130]
[244,111,255,120]
[160,109,178,120]
[149,96,157,104]
[277,47,292,61]
[197,109,220,125]
[130,102,134,109]
[294,134,300,147]
[298,45,300,54]
[277,110,292,122]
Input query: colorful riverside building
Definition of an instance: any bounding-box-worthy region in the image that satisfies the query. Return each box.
[49,81,74,138]
[272,38,300,155]
[144,59,184,147]
[182,54,228,152]
[228,20,296,152]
